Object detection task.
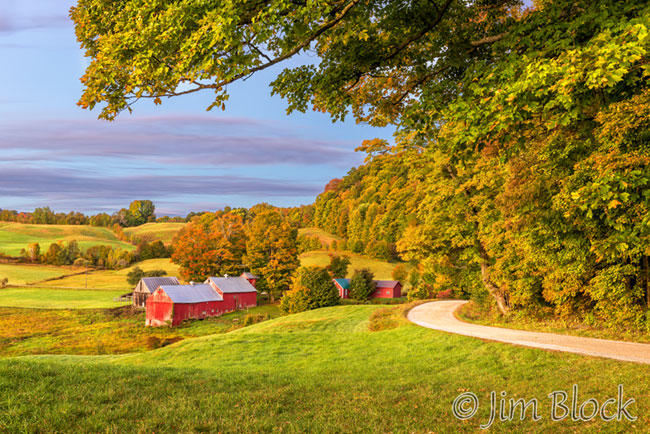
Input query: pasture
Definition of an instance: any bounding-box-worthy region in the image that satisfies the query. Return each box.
[0,222,135,257]
[0,304,647,433]
[0,287,126,309]
[0,304,280,357]
[299,250,409,281]
[124,222,185,244]
[298,227,343,247]
[38,258,180,289]
[0,263,81,285]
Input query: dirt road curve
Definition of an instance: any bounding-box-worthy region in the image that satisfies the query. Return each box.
[407,300,650,364]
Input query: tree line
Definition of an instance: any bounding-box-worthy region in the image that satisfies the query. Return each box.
[18,239,170,269]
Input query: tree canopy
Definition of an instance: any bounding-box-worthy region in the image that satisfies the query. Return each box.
[71,0,522,121]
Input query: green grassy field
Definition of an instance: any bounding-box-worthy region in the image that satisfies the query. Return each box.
[124,222,185,244]
[0,287,127,309]
[38,258,180,290]
[300,249,409,281]
[298,227,343,247]
[0,263,82,285]
[0,304,280,357]
[0,304,647,433]
[0,222,135,257]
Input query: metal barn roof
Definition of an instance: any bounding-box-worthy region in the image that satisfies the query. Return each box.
[158,284,222,303]
[241,272,259,279]
[333,278,351,289]
[374,280,401,288]
[206,276,257,293]
[141,276,180,293]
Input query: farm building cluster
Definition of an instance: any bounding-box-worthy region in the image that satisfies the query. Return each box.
[134,272,258,326]
[133,271,403,327]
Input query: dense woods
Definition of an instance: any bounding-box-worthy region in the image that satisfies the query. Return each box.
[71,0,650,328]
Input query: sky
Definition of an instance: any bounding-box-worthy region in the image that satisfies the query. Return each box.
[0,0,393,216]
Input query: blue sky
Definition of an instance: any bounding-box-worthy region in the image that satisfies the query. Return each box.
[0,0,393,216]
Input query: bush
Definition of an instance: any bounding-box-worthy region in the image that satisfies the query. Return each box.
[436,288,453,299]
[348,268,375,301]
[279,285,312,314]
[327,254,350,278]
[391,264,408,283]
[280,266,340,314]
[243,313,270,326]
[407,284,432,301]
[0,277,7,288]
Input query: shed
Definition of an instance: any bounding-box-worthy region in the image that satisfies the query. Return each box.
[133,276,180,308]
[205,276,258,312]
[333,278,402,299]
[146,284,223,327]
[373,280,402,299]
[241,271,259,288]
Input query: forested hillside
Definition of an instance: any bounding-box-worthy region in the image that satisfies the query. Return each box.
[308,1,650,329]
[312,143,424,261]
[73,0,650,329]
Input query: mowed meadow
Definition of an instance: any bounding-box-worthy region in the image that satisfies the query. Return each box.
[0,305,648,433]
[0,222,135,256]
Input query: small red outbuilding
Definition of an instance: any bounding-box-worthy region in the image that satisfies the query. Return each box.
[333,278,402,299]
[205,276,258,312]
[146,284,223,327]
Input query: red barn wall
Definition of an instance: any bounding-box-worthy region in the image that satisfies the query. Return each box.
[146,291,174,326]
[371,283,402,299]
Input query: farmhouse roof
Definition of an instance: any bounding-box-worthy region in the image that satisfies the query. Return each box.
[241,272,258,279]
[158,284,222,303]
[333,278,401,289]
[206,276,257,293]
[140,276,180,293]
[333,278,351,289]
[374,280,401,288]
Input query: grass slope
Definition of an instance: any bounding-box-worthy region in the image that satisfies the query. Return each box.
[0,304,280,357]
[298,227,343,247]
[38,258,180,290]
[0,287,127,309]
[124,222,185,244]
[0,222,135,256]
[300,250,409,281]
[0,304,647,433]
[0,263,81,285]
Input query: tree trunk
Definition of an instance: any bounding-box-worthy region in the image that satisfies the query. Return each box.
[643,255,650,309]
[477,242,510,315]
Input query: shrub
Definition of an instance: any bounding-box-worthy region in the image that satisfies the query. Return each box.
[436,288,453,299]
[348,268,375,301]
[391,264,408,283]
[407,284,432,301]
[0,277,7,288]
[327,254,350,278]
[279,285,312,314]
[243,313,270,326]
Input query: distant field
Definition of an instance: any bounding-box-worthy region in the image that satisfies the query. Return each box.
[0,222,135,257]
[0,287,127,309]
[39,258,180,290]
[298,227,343,247]
[0,263,82,285]
[0,304,280,357]
[124,222,185,244]
[299,250,410,281]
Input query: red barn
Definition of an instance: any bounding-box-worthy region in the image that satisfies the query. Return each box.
[241,272,259,288]
[372,280,402,298]
[333,278,402,299]
[146,284,223,327]
[205,276,257,312]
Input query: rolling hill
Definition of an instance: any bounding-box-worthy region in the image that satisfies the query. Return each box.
[0,222,135,257]
[123,222,185,244]
[0,305,647,433]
